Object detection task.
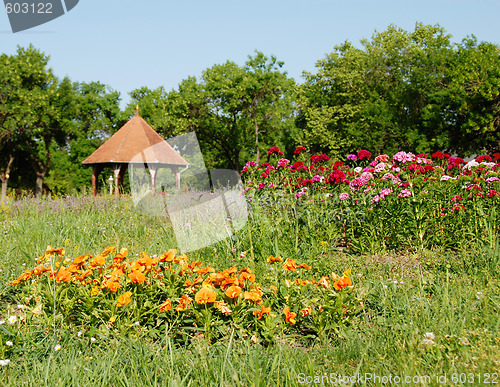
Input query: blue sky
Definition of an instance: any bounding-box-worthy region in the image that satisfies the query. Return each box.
[1,0,499,108]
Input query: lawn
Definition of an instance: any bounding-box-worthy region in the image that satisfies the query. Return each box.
[0,149,499,386]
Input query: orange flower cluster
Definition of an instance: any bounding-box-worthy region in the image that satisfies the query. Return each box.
[12,245,355,327]
[266,256,312,271]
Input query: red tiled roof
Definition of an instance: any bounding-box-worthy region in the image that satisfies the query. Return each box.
[82,114,188,166]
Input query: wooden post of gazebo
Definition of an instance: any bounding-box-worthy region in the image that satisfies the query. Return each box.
[82,109,189,196]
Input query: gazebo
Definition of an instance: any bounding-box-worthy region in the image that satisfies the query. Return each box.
[82,108,189,196]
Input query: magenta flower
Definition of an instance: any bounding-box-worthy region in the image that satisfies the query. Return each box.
[346,154,357,161]
[277,158,290,168]
[398,189,412,198]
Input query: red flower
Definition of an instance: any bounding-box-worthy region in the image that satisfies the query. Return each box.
[475,155,492,163]
[357,150,371,160]
[493,153,500,162]
[310,155,320,163]
[268,146,280,155]
[294,146,306,155]
[487,190,499,197]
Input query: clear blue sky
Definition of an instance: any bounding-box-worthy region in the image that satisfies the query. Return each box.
[1,0,499,108]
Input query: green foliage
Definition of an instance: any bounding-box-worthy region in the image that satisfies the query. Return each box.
[296,24,500,157]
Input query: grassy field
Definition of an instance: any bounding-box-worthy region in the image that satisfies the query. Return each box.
[0,191,498,386]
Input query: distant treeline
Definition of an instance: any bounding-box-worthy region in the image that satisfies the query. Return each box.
[1,23,499,196]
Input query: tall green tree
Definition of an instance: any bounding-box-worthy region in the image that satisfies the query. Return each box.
[158,51,295,170]
[296,24,500,157]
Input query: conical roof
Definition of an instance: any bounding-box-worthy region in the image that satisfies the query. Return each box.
[82,113,188,166]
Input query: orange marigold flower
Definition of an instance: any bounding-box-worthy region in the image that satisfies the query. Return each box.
[300,306,312,317]
[45,245,65,256]
[267,255,283,263]
[160,298,172,312]
[55,267,72,282]
[244,289,262,303]
[113,248,128,264]
[317,276,329,289]
[298,263,312,270]
[89,255,105,268]
[117,291,132,307]
[159,249,177,262]
[221,276,240,290]
[221,266,238,276]
[176,295,192,311]
[107,281,121,293]
[12,269,32,285]
[240,272,256,282]
[225,285,242,299]
[284,306,297,325]
[238,267,252,274]
[282,258,298,271]
[198,266,216,275]
[195,287,217,304]
[253,304,271,320]
[72,254,91,266]
[100,246,116,257]
[138,253,153,267]
[185,276,203,288]
[215,301,232,315]
[269,285,278,292]
[128,270,146,283]
[333,276,353,291]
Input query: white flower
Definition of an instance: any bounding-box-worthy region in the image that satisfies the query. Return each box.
[0,359,11,366]
[54,344,61,351]
[134,321,140,326]
[5,341,13,347]
[422,332,436,345]
[424,332,435,340]
[476,291,484,300]
[353,167,363,173]
[7,316,16,324]
[463,160,480,170]
[90,337,96,342]
[0,320,5,325]
[77,331,83,337]
[422,338,435,346]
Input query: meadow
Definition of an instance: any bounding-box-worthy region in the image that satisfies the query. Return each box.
[0,148,499,386]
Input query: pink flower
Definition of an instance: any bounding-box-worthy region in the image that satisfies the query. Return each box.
[393,151,415,163]
[398,189,412,198]
[346,154,357,161]
[339,192,351,201]
[372,195,380,203]
[349,177,369,191]
[375,154,389,162]
[486,177,500,183]
[380,188,393,198]
[258,183,266,189]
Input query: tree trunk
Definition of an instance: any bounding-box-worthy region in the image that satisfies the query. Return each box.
[35,174,44,196]
[0,154,14,201]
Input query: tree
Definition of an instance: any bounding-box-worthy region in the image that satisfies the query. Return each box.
[296,23,500,157]
[159,52,295,171]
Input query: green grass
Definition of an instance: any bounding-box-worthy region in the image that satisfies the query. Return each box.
[1,195,499,386]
